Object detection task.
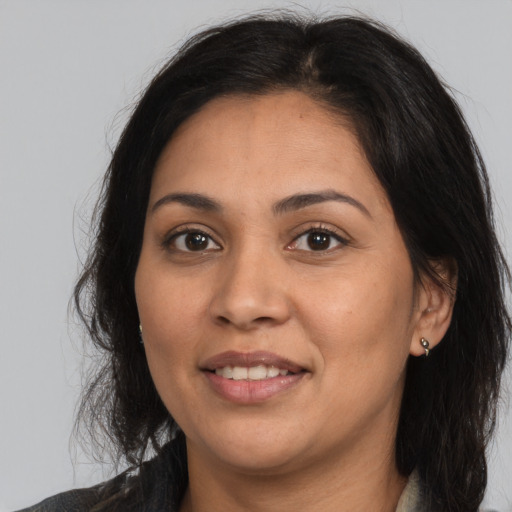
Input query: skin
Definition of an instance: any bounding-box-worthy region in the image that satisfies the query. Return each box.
[135,91,454,512]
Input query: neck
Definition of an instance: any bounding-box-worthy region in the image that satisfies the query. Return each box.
[179,435,407,512]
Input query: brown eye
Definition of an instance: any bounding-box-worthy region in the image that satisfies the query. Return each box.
[307,232,331,251]
[170,231,220,252]
[289,228,348,252]
[185,232,208,251]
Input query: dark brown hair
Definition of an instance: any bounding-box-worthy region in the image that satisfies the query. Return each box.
[75,13,510,511]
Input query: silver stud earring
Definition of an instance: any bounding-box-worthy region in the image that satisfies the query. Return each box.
[420,337,430,357]
[139,324,144,344]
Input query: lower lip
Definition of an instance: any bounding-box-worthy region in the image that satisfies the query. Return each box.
[203,371,305,404]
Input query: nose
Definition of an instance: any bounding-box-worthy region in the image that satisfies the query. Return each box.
[208,248,292,330]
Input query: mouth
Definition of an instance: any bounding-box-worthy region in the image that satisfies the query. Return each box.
[213,365,294,380]
[200,351,307,403]
[201,350,305,376]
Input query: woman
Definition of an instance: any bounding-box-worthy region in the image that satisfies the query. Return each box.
[19,14,510,512]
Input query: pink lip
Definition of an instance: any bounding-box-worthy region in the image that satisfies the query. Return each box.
[200,351,307,404]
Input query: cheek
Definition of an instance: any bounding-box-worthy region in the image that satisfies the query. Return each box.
[136,258,209,338]
[135,261,206,392]
[137,288,202,423]
[311,268,412,331]
[300,267,414,434]
[141,304,203,379]
[304,259,415,378]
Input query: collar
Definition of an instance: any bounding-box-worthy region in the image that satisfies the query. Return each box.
[396,471,424,512]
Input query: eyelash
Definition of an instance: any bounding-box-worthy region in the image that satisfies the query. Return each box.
[162,224,349,254]
[163,226,221,253]
[288,225,350,253]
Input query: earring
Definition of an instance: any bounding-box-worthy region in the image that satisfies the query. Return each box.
[420,337,430,357]
[139,324,144,344]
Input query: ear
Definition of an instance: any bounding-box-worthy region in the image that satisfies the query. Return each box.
[409,258,457,357]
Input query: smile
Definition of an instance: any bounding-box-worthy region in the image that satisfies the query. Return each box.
[214,365,292,380]
[201,351,307,403]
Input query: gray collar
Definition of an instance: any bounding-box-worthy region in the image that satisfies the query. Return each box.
[396,471,423,512]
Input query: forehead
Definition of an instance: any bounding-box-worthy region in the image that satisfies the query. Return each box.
[158,91,359,167]
[151,91,388,213]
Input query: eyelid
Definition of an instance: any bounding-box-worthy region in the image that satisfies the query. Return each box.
[160,222,350,253]
[287,224,351,252]
[162,224,222,252]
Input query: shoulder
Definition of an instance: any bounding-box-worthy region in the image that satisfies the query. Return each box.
[396,471,502,512]
[15,442,182,512]
[15,482,109,512]
[15,472,130,512]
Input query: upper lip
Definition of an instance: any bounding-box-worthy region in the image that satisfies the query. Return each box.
[200,351,305,374]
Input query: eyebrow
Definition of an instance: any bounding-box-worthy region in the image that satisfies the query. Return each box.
[151,189,371,218]
[151,193,222,213]
[273,190,371,218]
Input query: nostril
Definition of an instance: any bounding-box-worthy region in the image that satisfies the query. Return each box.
[215,315,276,328]
[255,316,274,323]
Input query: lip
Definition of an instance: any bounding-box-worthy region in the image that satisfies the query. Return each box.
[200,350,307,404]
[201,350,305,373]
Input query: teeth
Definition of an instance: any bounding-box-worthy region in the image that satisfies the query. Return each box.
[248,365,267,380]
[232,367,248,380]
[268,367,280,378]
[214,365,290,380]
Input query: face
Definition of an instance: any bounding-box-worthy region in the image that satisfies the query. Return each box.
[135,91,426,475]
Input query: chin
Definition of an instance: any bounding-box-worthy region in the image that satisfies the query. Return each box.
[216,445,304,475]
[188,424,310,474]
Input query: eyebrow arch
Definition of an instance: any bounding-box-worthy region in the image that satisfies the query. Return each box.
[151,193,222,214]
[273,190,371,218]
[151,189,371,218]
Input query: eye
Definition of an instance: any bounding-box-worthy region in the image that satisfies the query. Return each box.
[167,230,221,252]
[289,228,348,252]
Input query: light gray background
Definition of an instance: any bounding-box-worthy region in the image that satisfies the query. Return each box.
[1,1,511,510]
